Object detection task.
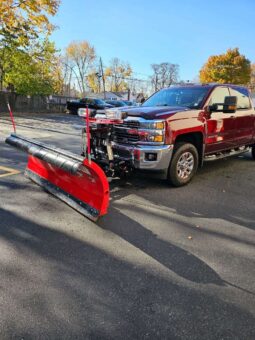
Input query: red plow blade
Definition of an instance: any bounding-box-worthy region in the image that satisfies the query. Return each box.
[5,134,109,221]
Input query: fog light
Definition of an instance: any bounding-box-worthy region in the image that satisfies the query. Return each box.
[145,153,157,161]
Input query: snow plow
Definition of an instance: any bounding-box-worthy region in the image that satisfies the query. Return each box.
[5,133,109,221]
[5,106,110,221]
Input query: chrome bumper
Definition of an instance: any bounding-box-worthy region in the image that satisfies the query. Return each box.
[112,143,174,170]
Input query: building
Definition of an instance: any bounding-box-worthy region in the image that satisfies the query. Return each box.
[97,91,137,101]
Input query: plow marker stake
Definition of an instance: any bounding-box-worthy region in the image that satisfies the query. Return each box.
[6,134,109,221]
[7,103,16,133]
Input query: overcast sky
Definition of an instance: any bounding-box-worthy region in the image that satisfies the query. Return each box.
[51,0,255,81]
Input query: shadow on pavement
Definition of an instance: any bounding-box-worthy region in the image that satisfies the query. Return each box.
[0,207,255,339]
[99,207,224,285]
[109,153,255,233]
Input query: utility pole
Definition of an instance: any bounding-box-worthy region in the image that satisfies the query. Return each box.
[95,72,101,93]
[100,57,106,99]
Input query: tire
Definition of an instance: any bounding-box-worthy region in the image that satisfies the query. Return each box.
[252,146,255,160]
[168,142,199,187]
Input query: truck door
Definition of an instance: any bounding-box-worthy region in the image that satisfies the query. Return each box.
[205,86,236,154]
[229,86,255,146]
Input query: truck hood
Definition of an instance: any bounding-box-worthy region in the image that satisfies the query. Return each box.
[122,106,189,119]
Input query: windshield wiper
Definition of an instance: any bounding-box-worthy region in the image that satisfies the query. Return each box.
[155,103,169,106]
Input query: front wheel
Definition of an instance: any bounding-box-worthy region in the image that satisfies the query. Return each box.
[252,146,255,160]
[168,142,199,187]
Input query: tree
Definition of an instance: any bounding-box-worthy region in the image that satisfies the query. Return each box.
[0,0,60,93]
[87,71,101,93]
[199,48,251,85]
[0,0,60,47]
[151,64,161,92]
[151,63,179,91]
[105,58,132,92]
[2,38,59,95]
[250,63,255,91]
[65,41,96,95]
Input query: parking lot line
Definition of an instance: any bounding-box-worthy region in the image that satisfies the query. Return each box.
[0,165,21,178]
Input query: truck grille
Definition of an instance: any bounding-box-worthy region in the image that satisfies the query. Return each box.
[120,121,140,128]
[113,120,140,144]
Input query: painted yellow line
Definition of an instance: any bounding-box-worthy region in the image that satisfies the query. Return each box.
[0,165,21,178]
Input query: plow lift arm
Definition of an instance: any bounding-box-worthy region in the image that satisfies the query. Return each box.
[5,106,110,221]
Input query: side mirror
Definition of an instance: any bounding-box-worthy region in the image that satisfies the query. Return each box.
[208,103,218,113]
[223,96,237,113]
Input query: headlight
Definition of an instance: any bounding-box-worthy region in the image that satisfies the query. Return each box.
[155,122,165,130]
[78,108,97,117]
[153,135,164,142]
[127,123,165,143]
[78,108,87,117]
[142,130,164,143]
[138,120,165,143]
[105,108,124,120]
[140,120,165,130]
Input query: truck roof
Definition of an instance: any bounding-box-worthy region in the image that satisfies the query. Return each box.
[169,83,248,90]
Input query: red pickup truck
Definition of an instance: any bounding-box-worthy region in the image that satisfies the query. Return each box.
[88,84,255,186]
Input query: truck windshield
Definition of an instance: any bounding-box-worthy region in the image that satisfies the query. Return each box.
[142,87,210,109]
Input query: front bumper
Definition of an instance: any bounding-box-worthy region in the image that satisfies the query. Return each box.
[112,143,174,170]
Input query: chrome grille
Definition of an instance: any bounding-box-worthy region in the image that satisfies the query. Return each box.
[113,120,140,144]
[120,120,140,128]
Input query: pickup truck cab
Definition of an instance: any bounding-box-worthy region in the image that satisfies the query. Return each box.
[89,84,255,186]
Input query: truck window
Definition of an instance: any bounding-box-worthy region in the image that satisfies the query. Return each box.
[142,87,210,109]
[209,87,230,108]
[229,87,251,109]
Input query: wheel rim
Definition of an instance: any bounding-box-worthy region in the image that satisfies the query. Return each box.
[176,152,194,180]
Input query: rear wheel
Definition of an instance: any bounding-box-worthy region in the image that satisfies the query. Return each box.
[168,142,199,187]
[252,146,255,160]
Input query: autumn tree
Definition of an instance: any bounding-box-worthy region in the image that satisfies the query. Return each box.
[0,0,60,47]
[51,56,65,95]
[151,63,179,91]
[0,0,61,93]
[87,71,102,93]
[105,58,132,92]
[200,48,251,85]
[250,63,255,91]
[65,41,96,95]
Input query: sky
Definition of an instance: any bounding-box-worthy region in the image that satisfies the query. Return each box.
[51,0,255,82]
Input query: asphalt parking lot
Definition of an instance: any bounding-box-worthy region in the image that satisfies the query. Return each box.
[0,113,255,339]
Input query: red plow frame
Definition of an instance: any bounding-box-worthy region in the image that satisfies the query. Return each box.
[4,106,118,221]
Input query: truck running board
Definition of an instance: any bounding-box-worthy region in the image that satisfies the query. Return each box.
[204,146,250,161]
[5,134,109,221]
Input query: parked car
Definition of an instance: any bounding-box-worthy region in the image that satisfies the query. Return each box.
[90,84,255,186]
[122,100,137,106]
[105,100,127,107]
[66,98,113,115]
